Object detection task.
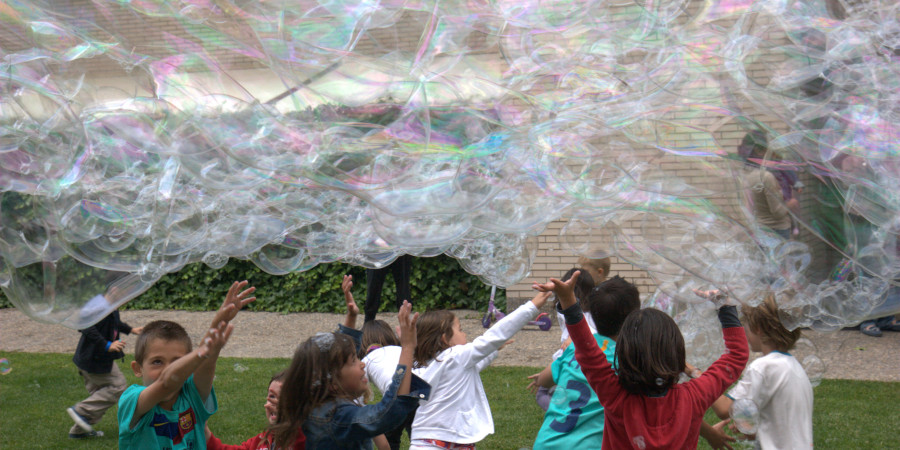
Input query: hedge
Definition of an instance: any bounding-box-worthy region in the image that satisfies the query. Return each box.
[0,254,506,313]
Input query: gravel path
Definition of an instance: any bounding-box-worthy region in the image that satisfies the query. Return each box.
[1,309,898,382]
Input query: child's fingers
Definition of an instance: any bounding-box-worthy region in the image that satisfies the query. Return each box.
[409,311,419,328]
[238,286,256,298]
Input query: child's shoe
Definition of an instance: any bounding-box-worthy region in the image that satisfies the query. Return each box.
[66,407,93,433]
[69,430,104,439]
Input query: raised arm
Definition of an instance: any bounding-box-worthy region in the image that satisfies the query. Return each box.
[342,275,359,330]
[195,281,255,398]
[457,291,550,369]
[535,271,624,407]
[687,305,749,411]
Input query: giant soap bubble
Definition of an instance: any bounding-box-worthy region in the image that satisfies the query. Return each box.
[2,0,900,329]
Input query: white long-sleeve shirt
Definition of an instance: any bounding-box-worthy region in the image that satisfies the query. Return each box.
[364,346,499,396]
[410,301,539,444]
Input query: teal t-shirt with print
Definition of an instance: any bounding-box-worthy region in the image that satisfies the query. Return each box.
[533,334,615,449]
[118,374,217,449]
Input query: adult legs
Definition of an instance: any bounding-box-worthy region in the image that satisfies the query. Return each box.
[390,254,413,310]
[365,266,390,323]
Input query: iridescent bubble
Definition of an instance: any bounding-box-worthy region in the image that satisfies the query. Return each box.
[730,398,760,435]
[0,0,899,330]
[0,358,10,375]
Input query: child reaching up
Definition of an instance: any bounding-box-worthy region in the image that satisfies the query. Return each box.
[708,293,813,449]
[271,301,429,450]
[535,272,748,449]
[118,280,257,449]
[529,276,640,448]
[408,290,552,449]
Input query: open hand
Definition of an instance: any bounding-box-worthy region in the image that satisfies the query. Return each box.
[214,281,257,326]
[533,271,581,309]
[198,320,233,360]
[342,275,359,316]
[397,301,418,348]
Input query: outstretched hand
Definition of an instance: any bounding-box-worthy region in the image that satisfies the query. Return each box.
[214,281,256,327]
[397,300,418,349]
[692,288,729,308]
[342,275,359,317]
[197,320,234,360]
[533,270,581,309]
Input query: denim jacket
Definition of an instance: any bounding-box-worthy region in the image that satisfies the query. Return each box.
[302,364,431,449]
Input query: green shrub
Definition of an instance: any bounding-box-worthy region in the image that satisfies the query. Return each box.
[0,255,505,313]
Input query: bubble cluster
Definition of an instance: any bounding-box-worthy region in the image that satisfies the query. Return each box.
[1,1,899,329]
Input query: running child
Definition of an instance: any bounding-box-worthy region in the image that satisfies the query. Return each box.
[408,290,553,449]
[535,271,749,449]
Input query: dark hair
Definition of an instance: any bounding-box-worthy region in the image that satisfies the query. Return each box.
[615,308,686,397]
[739,130,768,162]
[360,320,399,357]
[741,293,802,352]
[414,310,457,368]
[134,320,192,364]
[588,275,640,338]
[270,369,286,386]
[270,332,359,447]
[561,268,595,310]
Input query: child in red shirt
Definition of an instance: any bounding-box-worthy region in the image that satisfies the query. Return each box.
[534,272,748,449]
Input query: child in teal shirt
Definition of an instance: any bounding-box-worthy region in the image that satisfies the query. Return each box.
[529,276,640,448]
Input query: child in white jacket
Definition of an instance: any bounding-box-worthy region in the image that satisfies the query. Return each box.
[408,291,552,449]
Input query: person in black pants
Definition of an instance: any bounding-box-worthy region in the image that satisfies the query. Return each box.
[364,254,412,323]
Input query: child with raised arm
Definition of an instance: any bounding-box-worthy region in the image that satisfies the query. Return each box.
[271,301,429,450]
[117,281,256,449]
[408,290,552,449]
[535,272,748,449]
[529,276,639,448]
[708,293,813,449]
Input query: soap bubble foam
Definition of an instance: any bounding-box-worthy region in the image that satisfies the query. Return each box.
[1,0,899,329]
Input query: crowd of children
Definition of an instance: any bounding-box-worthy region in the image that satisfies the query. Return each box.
[71,260,815,450]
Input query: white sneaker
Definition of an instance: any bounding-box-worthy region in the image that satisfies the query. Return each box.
[67,407,93,433]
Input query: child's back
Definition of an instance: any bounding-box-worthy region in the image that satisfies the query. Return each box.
[536,274,749,450]
[533,276,638,449]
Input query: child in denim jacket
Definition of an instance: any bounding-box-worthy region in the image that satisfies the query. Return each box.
[270,301,429,450]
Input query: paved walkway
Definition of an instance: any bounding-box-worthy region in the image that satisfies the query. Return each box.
[1,309,898,382]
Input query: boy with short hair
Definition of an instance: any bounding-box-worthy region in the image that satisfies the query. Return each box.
[708,293,813,449]
[118,281,255,449]
[528,276,640,448]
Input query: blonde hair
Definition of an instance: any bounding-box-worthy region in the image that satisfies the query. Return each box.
[578,255,611,284]
[741,294,802,352]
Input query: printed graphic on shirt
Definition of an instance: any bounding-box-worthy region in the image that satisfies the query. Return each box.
[152,408,196,445]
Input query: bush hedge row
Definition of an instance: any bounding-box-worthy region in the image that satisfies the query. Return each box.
[0,255,506,313]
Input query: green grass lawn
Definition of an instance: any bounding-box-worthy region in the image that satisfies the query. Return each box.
[1,352,897,448]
